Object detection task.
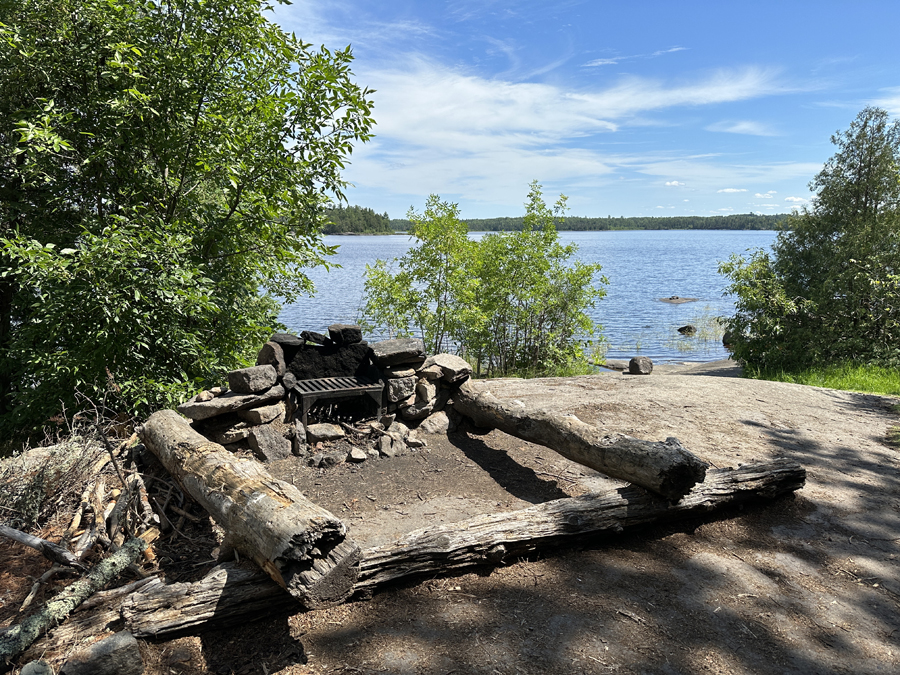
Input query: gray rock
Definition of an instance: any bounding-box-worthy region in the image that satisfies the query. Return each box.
[431,388,451,413]
[401,398,434,421]
[628,356,654,375]
[379,413,396,428]
[328,323,363,345]
[178,385,285,421]
[308,452,324,467]
[269,332,305,348]
[208,422,251,445]
[406,434,426,448]
[388,419,411,439]
[321,447,349,467]
[248,424,292,462]
[306,423,345,444]
[370,338,426,367]
[383,365,416,379]
[228,364,278,394]
[348,447,368,462]
[387,376,416,403]
[21,662,53,675]
[415,364,444,380]
[397,393,416,409]
[378,434,399,457]
[418,411,450,435]
[196,390,216,402]
[256,341,287,377]
[677,325,696,336]
[416,379,438,402]
[422,353,472,383]
[282,371,297,389]
[237,402,284,425]
[59,631,143,675]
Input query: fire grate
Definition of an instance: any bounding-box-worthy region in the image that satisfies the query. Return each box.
[291,376,384,426]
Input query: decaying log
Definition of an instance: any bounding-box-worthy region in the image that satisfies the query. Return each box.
[357,458,804,587]
[27,459,803,647]
[452,380,709,500]
[0,537,146,667]
[138,409,360,609]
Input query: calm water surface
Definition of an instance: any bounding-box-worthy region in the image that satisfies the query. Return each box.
[279,230,777,363]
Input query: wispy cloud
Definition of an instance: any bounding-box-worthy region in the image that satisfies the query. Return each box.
[707,120,779,136]
[583,46,688,68]
[785,196,807,202]
[718,188,747,193]
[870,86,900,115]
[665,181,685,186]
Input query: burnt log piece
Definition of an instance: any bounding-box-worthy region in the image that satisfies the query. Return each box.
[452,380,707,500]
[138,410,359,608]
[26,460,804,647]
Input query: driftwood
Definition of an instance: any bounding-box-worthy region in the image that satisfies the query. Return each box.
[0,537,146,667]
[27,459,803,648]
[452,380,708,499]
[138,409,360,609]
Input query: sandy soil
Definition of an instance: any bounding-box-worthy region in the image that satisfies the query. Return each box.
[6,360,900,674]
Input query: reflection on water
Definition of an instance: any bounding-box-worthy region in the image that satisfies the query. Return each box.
[278,230,776,363]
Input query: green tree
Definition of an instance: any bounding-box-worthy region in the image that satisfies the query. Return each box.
[0,0,374,437]
[361,196,477,354]
[721,107,900,369]
[362,183,607,377]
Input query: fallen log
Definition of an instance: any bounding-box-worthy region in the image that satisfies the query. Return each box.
[27,459,803,647]
[452,380,708,500]
[138,409,359,609]
[0,536,146,667]
[0,524,85,571]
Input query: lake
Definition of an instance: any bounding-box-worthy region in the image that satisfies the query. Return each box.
[278,229,777,363]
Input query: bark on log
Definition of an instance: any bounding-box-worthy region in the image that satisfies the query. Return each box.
[452,380,708,500]
[138,409,359,609]
[27,459,803,647]
[0,537,145,667]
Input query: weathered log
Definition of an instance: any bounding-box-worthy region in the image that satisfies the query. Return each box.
[137,409,359,609]
[0,537,146,667]
[452,380,708,499]
[28,460,803,646]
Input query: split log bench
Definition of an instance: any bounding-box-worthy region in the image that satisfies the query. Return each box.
[290,375,385,425]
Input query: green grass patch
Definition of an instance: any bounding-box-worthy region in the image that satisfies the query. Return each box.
[745,362,900,396]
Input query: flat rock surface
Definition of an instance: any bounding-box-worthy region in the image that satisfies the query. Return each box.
[95,360,900,674]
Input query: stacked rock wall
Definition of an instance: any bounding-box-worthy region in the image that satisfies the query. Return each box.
[176,325,472,466]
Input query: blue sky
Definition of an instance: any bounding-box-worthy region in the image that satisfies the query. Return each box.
[272,1,900,219]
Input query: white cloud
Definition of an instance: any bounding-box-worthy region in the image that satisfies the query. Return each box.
[870,86,900,115]
[656,205,665,209]
[583,46,688,68]
[717,188,747,193]
[683,199,689,202]
[665,180,685,186]
[707,120,778,136]
[784,196,807,202]
[754,193,773,198]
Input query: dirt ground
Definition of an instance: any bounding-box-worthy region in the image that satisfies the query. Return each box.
[6,360,900,674]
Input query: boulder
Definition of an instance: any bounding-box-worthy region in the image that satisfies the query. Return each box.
[418,411,450,435]
[677,325,696,336]
[370,338,426,367]
[400,398,434,421]
[387,376,416,403]
[237,402,284,426]
[248,424,293,462]
[416,364,443,380]
[178,385,285,421]
[300,330,328,345]
[383,365,417,379]
[306,423,345,444]
[270,332,305,348]
[59,631,143,675]
[21,663,53,675]
[228,365,278,394]
[328,323,363,346]
[206,421,252,446]
[422,353,472,383]
[416,379,438,402]
[256,341,287,377]
[378,435,399,458]
[628,356,653,375]
[291,420,307,456]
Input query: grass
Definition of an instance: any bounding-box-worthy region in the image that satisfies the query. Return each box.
[745,362,900,397]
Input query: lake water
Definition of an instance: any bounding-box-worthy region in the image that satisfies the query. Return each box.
[278,229,777,363]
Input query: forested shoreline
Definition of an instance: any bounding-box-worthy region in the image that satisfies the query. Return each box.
[383,212,786,232]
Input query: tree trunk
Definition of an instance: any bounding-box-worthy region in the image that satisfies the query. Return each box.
[452,379,708,500]
[138,409,359,609]
[26,459,803,649]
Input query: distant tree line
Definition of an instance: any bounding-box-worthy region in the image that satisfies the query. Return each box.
[389,212,787,232]
[324,205,393,233]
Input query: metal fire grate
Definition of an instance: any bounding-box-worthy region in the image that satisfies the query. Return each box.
[292,376,384,426]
